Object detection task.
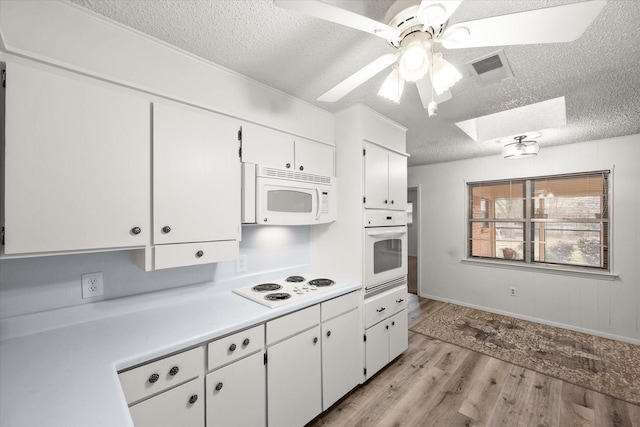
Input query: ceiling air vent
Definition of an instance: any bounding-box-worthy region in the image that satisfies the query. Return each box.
[466,49,514,87]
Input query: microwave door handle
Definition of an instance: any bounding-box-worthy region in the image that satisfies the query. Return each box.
[315,186,321,220]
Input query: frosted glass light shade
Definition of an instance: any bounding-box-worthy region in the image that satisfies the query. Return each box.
[502,141,540,159]
[398,37,430,82]
[431,52,462,95]
[378,68,405,103]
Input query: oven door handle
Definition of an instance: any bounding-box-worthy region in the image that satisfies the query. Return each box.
[366,228,406,237]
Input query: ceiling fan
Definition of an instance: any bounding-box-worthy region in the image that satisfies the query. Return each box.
[274,0,606,114]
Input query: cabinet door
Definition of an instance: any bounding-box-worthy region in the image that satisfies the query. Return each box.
[153,102,240,245]
[389,309,408,361]
[294,137,334,176]
[387,151,408,211]
[267,326,322,427]
[363,142,390,209]
[129,377,204,427]
[3,62,150,254]
[365,320,390,380]
[206,351,265,427]
[322,308,362,410]
[241,123,294,171]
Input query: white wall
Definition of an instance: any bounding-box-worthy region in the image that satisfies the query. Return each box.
[0,226,310,319]
[408,135,640,343]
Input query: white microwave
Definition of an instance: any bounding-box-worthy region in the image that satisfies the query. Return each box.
[242,163,337,225]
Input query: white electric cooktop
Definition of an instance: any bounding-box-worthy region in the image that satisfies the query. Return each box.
[232,274,345,308]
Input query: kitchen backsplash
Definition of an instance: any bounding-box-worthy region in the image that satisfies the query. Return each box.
[0,226,311,319]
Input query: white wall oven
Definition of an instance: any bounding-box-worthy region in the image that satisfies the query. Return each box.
[364,211,407,293]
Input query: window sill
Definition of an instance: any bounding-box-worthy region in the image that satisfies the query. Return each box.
[461,258,618,281]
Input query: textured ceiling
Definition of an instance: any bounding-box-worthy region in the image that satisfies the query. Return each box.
[68,0,640,166]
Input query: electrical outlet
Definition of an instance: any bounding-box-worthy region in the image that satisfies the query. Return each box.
[510,287,516,296]
[82,272,104,299]
[236,255,248,273]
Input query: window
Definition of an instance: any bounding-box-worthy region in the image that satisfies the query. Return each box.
[468,171,610,271]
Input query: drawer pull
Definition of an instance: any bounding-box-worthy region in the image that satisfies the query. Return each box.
[131,226,142,235]
[396,298,404,303]
[299,165,304,171]
[188,394,198,404]
[215,382,223,391]
[168,366,179,376]
[376,307,386,313]
[313,337,318,344]
[196,250,204,258]
[285,163,291,169]
[161,226,171,234]
[242,338,250,346]
[148,373,160,384]
[386,325,389,330]
[392,321,396,326]
[326,330,332,337]
[229,343,237,352]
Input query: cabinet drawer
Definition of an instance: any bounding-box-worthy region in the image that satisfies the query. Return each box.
[267,305,320,346]
[364,286,407,329]
[153,240,238,270]
[119,346,205,405]
[129,377,204,427]
[321,291,360,322]
[208,324,264,371]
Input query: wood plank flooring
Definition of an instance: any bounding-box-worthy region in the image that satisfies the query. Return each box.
[307,295,640,427]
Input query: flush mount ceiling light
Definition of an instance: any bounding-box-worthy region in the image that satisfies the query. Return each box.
[274,0,606,112]
[502,135,540,159]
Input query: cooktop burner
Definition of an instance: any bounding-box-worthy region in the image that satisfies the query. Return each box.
[308,278,335,287]
[264,292,291,301]
[252,283,282,292]
[285,275,306,283]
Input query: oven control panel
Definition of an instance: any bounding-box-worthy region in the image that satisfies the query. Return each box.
[364,210,406,227]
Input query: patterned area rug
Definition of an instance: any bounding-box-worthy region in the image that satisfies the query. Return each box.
[410,303,640,406]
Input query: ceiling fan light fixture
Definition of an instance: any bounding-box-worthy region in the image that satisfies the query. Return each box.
[431,52,462,95]
[378,67,405,103]
[502,135,540,159]
[398,33,431,82]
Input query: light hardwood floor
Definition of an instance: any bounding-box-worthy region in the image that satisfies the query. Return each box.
[307,295,640,427]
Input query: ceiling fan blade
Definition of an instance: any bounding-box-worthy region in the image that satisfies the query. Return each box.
[318,53,398,102]
[416,74,452,108]
[417,0,463,28]
[441,0,606,49]
[274,0,400,40]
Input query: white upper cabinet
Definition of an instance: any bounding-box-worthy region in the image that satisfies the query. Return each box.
[241,123,334,177]
[153,102,240,246]
[2,62,150,255]
[364,142,407,211]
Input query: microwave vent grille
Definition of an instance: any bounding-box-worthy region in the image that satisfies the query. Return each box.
[263,167,332,184]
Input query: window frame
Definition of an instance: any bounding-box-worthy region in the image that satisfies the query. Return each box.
[466,170,612,274]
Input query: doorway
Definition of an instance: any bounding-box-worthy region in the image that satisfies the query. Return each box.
[407,186,419,295]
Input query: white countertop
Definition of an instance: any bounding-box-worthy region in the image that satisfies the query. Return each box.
[0,276,361,427]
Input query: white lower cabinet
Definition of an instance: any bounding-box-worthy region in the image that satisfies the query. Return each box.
[120,293,365,427]
[205,351,265,427]
[364,285,409,380]
[321,292,362,410]
[365,309,408,379]
[267,307,322,427]
[129,377,205,427]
